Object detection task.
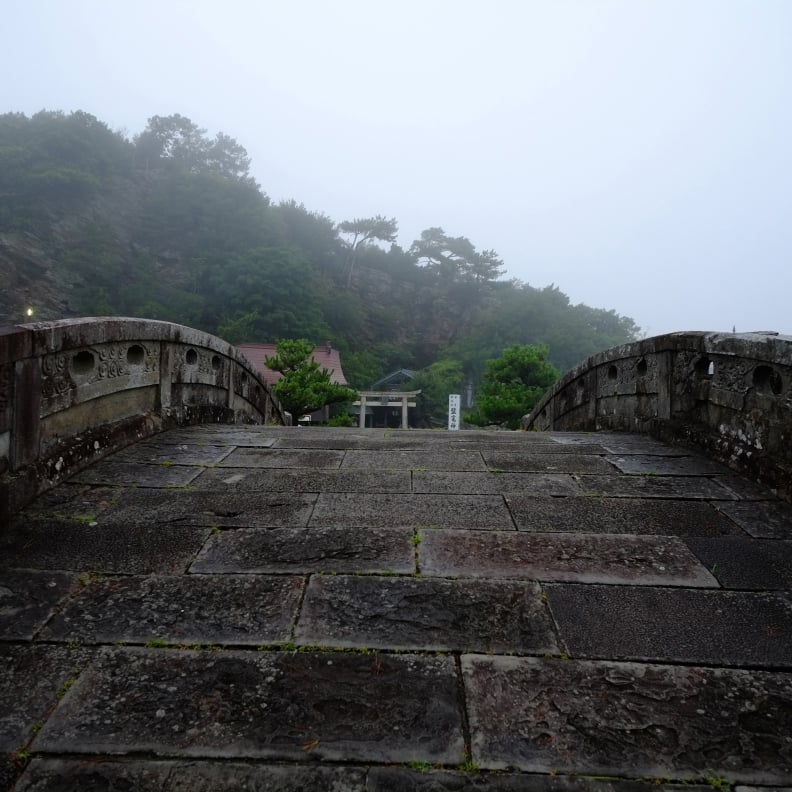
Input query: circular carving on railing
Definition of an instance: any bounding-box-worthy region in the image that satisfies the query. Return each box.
[211,355,222,371]
[127,344,145,366]
[240,372,249,385]
[636,358,648,376]
[185,349,198,366]
[752,365,783,395]
[72,350,95,376]
[607,365,618,381]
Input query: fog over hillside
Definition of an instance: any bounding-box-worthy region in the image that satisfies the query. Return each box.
[4,0,792,336]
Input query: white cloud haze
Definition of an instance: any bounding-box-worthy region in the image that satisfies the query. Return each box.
[4,0,791,336]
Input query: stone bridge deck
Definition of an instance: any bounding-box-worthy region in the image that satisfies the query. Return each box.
[1,426,791,791]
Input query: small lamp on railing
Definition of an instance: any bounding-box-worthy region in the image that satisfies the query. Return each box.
[25,307,34,319]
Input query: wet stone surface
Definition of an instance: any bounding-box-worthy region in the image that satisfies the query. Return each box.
[101,489,317,528]
[219,447,345,468]
[34,648,465,764]
[341,448,488,470]
[419,529,716,585]
[716,499,792,538]
[463,656,792,782]
[684,536,792,589]
[15,759,368,792]
[605,453,729,476]
[4,425,792,788]
[481,451,616,474]
[0,644,91,752]
[110,442,234,466]
[69,460,204,487]
[157,429,277,447]
[506,496,744,536]
[0,569,76,639]
[413,471,582,496]
[577,474,736,499]
[190,525,415,575]
[367,767,716,792]
[546,584,792,666]
[191,466,411,493]
[0,519,211,573]
[295,575,558,653]
[40,575,305,646]
[310,493,516,530]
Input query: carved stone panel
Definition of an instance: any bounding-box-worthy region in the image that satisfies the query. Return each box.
[40,343,160,417]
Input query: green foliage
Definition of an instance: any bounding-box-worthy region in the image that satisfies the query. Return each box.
[0,109,641,394]
[465,344,560,429]
[338,214,398,287]
[409,359,465,424]
[265,339,358,420]
[327,412,355,427]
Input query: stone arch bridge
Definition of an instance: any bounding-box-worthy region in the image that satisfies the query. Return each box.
[1,318,791,790]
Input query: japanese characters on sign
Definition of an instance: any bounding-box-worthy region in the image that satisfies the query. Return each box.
[448,393,461,431]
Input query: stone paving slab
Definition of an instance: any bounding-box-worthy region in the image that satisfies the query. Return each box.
[34,648,465,764]
[0,569,76,639]
[606,454,729,476]
[219,447,345,468]
[366,767,716,792]
[310,493,515,530]
[295,575,557,653]
[191,467,411,493]
[683,536,792,589]
[341,448,488,470]
[462,655,792,782]
[100,489,317,528]
[190,526,415,574]
[0,645,91,753]
[716,500,792,538]
[515,442,609,454]
[546,584,792,667]
[69,460,204,487]
[15,483,125,522]
[109,442,234,466]
[155,428,277,447]
[412,471,582,495]
[40,575,305,646]
[506,496,744,535]
[578,474,736,499]
[16,759,368,792]
[420,529,717,585]
[0,520,211,574]
[481,452,615,474]
[713,475,782,501]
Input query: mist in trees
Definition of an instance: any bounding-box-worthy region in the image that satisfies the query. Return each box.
[1,109,641,404]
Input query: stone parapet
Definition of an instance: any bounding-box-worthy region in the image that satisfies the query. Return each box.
[0,317,286,519]
[523,331,792,502]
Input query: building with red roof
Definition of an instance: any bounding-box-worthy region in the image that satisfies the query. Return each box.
[236,342,349,421]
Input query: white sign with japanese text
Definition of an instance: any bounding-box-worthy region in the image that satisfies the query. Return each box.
[448,394,461,431]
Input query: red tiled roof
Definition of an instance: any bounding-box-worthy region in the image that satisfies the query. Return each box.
[237,343,348,387]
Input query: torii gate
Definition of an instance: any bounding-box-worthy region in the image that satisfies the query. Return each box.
[353,390,421,429]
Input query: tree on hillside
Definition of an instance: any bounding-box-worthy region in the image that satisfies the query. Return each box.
[410,227,504,285]
[338,215,398,287]
[265,339,358,421]
[465,344,559,430]
[134,114,255,184]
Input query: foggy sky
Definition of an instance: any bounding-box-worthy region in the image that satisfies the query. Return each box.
[4,0,791,337]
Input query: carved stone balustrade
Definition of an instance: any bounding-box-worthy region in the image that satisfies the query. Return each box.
[0,317,286,520]
[523,331,792,502]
